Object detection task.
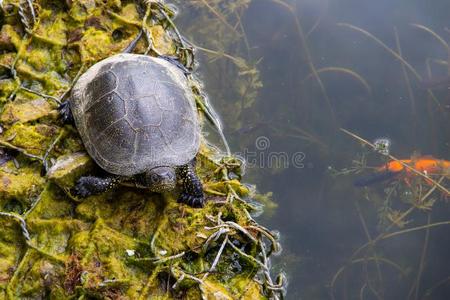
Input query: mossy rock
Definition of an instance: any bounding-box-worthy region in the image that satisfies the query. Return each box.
[0,0,282,299]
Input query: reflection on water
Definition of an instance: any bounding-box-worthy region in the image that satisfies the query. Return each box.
[176,0,450,299]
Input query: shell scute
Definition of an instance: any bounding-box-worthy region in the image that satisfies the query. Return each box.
[70,54,200,176]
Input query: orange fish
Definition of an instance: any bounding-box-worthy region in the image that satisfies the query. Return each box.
[354,156,450,187]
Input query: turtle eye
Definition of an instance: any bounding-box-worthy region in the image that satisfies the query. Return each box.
[144,167,177,192]
[144,172,161,186]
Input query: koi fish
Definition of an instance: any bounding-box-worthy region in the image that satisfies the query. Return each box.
[354,156,450,187]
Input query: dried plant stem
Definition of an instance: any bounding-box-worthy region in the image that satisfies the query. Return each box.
[359,283,367,300]
[302,67,371,94]
[410,24,449,50]
[332,176,445,299]
[195,45,245,66]
[19,86,61,105]
[351,177,442,260]
[198,0,241,36]
[330,256,407,300]
[421,276,450,299]
[379,220,450,241]
[227,240,267,270]
[0,140,43,161]
[202,235,228,279]
[408,213,431,300]
[0,212,30,241]
[355,201,384,296]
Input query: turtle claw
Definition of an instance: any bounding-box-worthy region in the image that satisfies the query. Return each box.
[72,175,119,197]
[178,193,204,208]
[59,101,74,125]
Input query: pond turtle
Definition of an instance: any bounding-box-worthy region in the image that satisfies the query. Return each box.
[59,53,204,207]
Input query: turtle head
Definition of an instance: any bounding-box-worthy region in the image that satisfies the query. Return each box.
[143,166,177,193]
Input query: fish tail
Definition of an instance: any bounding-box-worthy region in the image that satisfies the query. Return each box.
[353,171,399,187]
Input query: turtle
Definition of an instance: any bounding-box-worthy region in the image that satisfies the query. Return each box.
[59,53,205,208]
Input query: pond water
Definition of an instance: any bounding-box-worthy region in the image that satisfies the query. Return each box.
[175,1,450,299]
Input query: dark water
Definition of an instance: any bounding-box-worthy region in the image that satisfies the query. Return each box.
[176,1,450,299]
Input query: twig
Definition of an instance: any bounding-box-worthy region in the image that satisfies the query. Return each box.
[151,252,185,264]
[246,225,281,254]
[19,86,61,105]
[227,239,267,270]
[202,235,228,280]
[202,227,229,253]
[206,221,257,243]
[171,267,204,290]
[198,0,241,36]
[0,212,30,240]
[43,129,65,173]
[0,140,43,161]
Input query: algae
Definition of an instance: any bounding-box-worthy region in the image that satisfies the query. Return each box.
[0,0,283,299]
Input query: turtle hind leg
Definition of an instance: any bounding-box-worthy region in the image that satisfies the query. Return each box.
[59,101,74,125]
[72,175,120,198]
[177,163,205,208]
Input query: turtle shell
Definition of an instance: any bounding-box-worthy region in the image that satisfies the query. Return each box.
[70,54,200,176]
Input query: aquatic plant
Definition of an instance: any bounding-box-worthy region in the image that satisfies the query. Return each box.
[330,128,450,299]
[173,0,263,135]
[0,0,284,298]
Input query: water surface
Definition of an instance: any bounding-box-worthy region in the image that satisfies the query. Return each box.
[176,1,450,299]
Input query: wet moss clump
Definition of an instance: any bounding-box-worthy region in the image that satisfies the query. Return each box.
[0,0,283,299]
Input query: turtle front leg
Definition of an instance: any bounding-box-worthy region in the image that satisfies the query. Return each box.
[177,162,205,208]
[72,175,121,198]
[59,101,74,125]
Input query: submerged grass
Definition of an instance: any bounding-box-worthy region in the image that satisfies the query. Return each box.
[331,128,450,299]
[269,0,337,126]
[337,22,445,111]
[302,67,372,95]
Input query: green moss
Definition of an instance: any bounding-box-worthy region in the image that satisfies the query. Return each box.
[0,161,45,207]
[0,79,18,103]
[0,0,281,298]
[0,25,21,49]
[0,218,27,290]
[3,123,59,156]
[35,10,68,46]
[228,275,267,299]
[79,27,115,62]
[150,25,177,55]
[25,47,53,72]
[0,98,54,125]
[26,185,75,220]
[47,152,94,189]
